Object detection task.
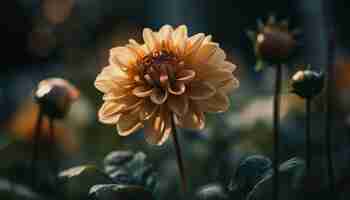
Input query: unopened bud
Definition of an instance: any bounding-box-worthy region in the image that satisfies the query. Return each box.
[34,78,79,119]
[291,69,324,99]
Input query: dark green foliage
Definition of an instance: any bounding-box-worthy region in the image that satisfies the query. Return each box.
[246,157,305,200]
[195,183,229,200]
[59,165,114,200]
[89,184,154,200]
[57,151,157,200]
[229,155,272,196]
[0,178,42,200]
[103,151,157,192]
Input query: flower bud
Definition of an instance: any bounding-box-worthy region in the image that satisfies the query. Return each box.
[34,78,79,119]
[291,69,324,99]
[248,16,297,66]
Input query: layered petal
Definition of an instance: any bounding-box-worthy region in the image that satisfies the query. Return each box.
[95,24,239,145]
[190,43,219,64]
[176,69,196,83]
[132,85,153,97]
[159,25,173,49]
[109,47,138,70]
[144,110,172,145]
[140,100,159,120]
[143,28,161,51]
[117,108,144,136]
[172,25,188,56]
[186,33,205,55]
[98,101,124,124]
[150,88,168,104]
[178,105,205,130]
[187,81,216,100]
[167,95,189,116]
[168,82,186,95]
[196,91,230,113]
[94,65,129,93]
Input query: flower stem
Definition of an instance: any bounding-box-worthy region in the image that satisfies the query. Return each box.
[170,114,187,194]
[305,98,312,193]
[321,0,337,197]
[324,24,337,200]
[31,108,43,188]
[273,64,282,200]
[325,44,336,199]
[306,98,312,173]
[48,117,58,186]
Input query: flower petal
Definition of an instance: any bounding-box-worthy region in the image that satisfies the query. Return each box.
[191,43,218,64]
[109,47,138,70]
[196,91,230,113]
[98,101,125,124]
[132,85,153,97]
[150,88,168,104]
[208,48,226,64]
[217,77,240,93]
[159,25,173,47]
[126,39,147,58]
[168,82,186,95]
[140,100,158,120]
[143,28,160,51]
[157,116,172,145]
[178,107,205,130]
[176,69,196,83]
[102,92,128,101]
[100,113,122,124]
[167,95,189,116]
[172,25,188,56]
[221,61,237,72]
[144,111,172,145]
[198,69,234,87]
[94,65,128,93]
[188,81,216,100]
[186,33,205,55]
[117,108,144,136]
[100,95,143,116]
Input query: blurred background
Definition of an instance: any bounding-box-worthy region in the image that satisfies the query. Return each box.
[1,0,350,199]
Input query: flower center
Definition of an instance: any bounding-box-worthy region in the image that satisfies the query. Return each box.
[140,50,181,88]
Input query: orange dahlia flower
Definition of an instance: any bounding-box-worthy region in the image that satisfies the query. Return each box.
[95,25,239,145]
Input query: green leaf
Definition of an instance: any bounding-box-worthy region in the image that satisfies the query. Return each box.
[0,140,32,170]
[246,157,305,200]
[0,178,42,200]
[89,184,154,200]
[59,165,114,199]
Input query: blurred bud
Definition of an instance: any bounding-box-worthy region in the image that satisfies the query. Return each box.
[195,183,229,200]
[248,15,298,67]
[34,78,79,119]
[291,69,324,99]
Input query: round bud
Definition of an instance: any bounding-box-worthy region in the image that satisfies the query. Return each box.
[34,78,79,119]
[291,69,324,99]
[256,26,296,63]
